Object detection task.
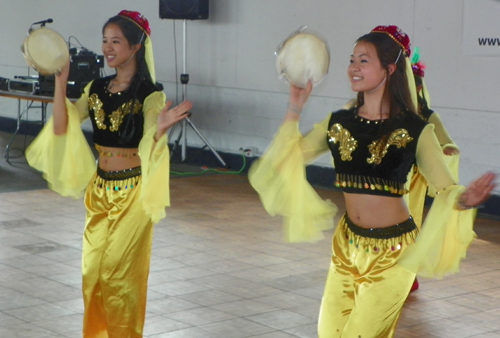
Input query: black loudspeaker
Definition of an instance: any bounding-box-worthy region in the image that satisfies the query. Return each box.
[39,49,104,98]
[159,0,209,20]
[66,51,104,98]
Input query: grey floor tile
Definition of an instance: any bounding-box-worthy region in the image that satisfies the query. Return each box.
[246,310,315,331]
[148,326,218,338]
[3,303,76,322]
[210,299,278,317]
[166,306,236,326]
[200,317,274,337]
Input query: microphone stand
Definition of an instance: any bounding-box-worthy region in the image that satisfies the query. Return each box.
[29,18,53,33]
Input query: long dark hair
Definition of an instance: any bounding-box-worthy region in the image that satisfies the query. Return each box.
[354,32,416,118]
[414,75,429,113]
[102,15,156,145]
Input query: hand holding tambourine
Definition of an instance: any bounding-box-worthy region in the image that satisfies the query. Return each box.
[275,26,330,88]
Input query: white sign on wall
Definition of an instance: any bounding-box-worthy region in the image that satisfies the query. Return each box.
[463,0,500,56]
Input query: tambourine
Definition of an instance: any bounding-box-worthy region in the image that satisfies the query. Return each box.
[21,27,69,75]
[275,26,330,88]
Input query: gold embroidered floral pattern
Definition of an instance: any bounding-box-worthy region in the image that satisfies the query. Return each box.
[109,100,143,132]
[89,94,106,130]
[367,129,413,164]
[327,124,358,161]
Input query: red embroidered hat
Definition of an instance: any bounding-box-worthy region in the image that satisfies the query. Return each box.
[371,25,411,57]
[118,10,151,36]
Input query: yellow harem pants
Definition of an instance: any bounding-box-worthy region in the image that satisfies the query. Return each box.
[318,214,418,338]
[82,167,153,338]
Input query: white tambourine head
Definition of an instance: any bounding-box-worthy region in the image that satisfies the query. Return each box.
[276,28,330,88]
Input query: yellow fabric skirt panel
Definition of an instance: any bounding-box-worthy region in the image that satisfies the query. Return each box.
[82,168,153,338]
[398,185,476,279]
[318,214,418,338]
[408,166,429,229]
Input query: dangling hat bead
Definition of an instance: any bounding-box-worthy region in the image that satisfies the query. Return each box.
[371,25,411,57]
[118,10,151,36]
[411,61,426,77]
[411,47,426,77]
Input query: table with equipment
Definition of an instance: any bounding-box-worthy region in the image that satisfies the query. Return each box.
[1,19,103,163]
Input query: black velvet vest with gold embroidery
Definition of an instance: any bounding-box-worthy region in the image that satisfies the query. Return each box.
[327,108,427,197]
[88,76,158,148]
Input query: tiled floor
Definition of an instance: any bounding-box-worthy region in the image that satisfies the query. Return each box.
[1,135,500,337]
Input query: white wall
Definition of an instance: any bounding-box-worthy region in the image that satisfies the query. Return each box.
[0,0,498,189]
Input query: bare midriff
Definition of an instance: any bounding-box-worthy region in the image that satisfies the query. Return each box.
[344,192,410,229]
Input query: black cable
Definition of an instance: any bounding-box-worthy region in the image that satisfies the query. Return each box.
[67,36,87,50]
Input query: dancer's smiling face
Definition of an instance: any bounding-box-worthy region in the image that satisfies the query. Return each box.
[102,23,139,69]
[348,41,389,94]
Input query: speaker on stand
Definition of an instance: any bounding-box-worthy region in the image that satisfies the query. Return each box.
[159,0,227,167]
[159,0,209,20]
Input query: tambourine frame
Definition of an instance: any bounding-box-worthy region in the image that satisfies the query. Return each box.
[21,26,70,76]
[275,26,330,88]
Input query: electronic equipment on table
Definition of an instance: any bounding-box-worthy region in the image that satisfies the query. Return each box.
[2,47,104,98]
[5,76,39,95]
[0,77,9,91]
[39,48,104,98]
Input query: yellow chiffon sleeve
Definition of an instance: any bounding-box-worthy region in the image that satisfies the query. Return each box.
[407,166,427,228]
[428,112,458,152]
[248,116,338,243]
[398,124,476,279]
[137,91,169,224]
[427,112,460,196]
[25,84,96,198]
[407,112,461,226]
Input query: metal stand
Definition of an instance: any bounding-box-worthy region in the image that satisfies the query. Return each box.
[1,91,49,163]
[169,20,227,168]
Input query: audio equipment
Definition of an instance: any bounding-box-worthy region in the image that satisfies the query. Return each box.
[38,49,103,98]
[67,49,104,98]
[32,18,53,26]
[159,0,209,20]
[0,77,9,91]
[29,18,54,32]
[160,5,226,168]
[8,78,39,94]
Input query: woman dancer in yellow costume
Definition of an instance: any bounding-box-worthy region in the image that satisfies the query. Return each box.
[249,25,496,337]
[408,49,460,292]
[26,10,191,338]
